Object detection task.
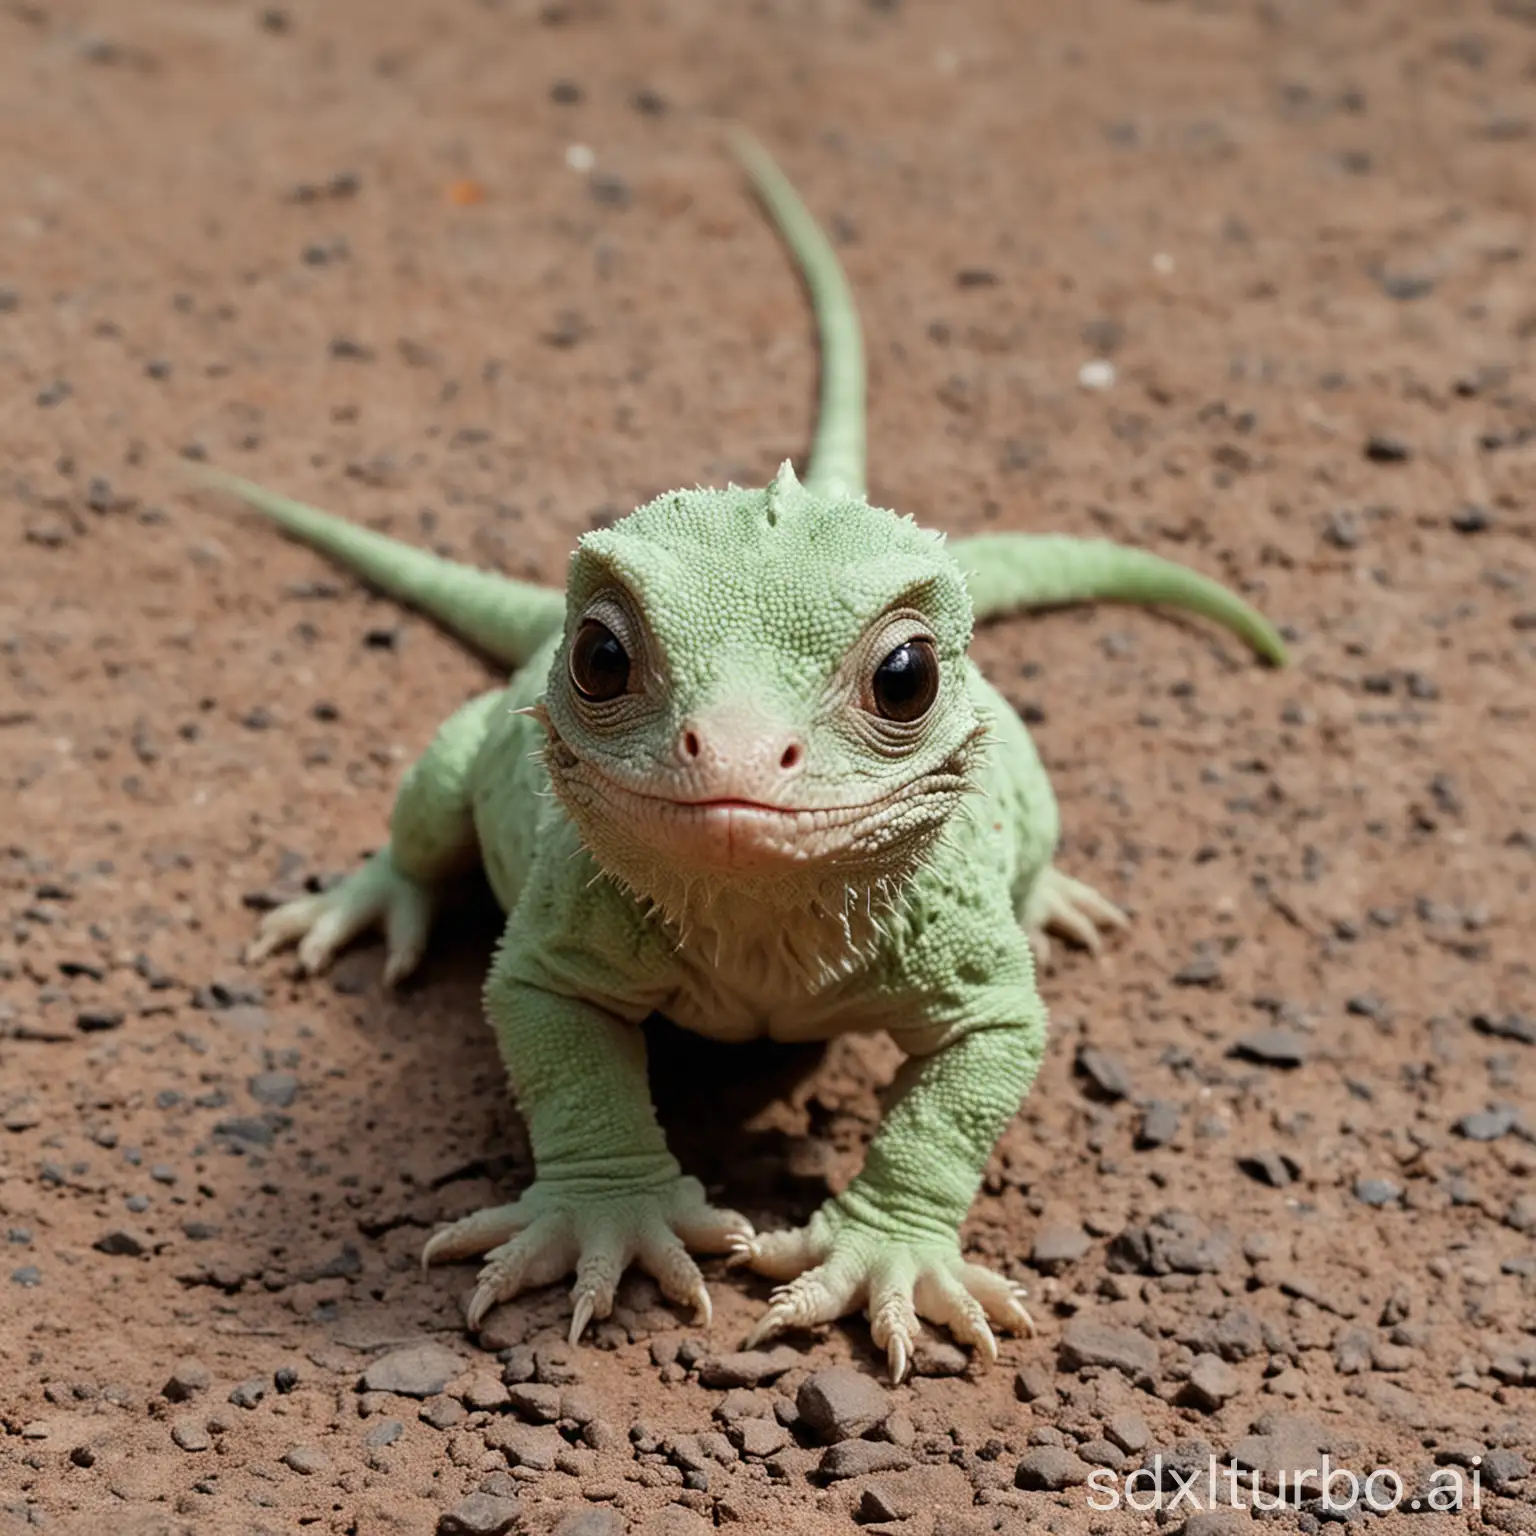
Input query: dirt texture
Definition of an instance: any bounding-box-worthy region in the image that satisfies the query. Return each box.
[2,0,1535,1533]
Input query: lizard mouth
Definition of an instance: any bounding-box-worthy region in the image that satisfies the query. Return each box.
[549,747,965,874]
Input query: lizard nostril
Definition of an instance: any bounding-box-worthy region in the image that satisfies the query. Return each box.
[779,741,803,771]
[682,729,701,760]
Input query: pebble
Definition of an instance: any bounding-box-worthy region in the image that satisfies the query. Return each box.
[484,1421,563,1470]
[1231,1027,1310,1067]
[1185,1353,1241,1410]
[817,1439,911,1479]
[93,1227,150,1257]
[421,1397,465,1431]
[796,1366,892,1442]
[1075,1045,1133,1100]
[912,1338,969,1377]
[1238,1149,1301,1188]
[1031,1222,1091,1272]
[1058,1316,1159,1379]
[696,1346,799,1388]
[506,1382,561,1421]
[1364,433,1413,463]
[1106,1412,1151,1453]
[1137,1101,1183,1149]
[360,1342,465,1398]
[731,1417,791,1458]
[1015,1445,1092,1490]
[162,1359,211,1402]
[436,1493,523,1536]
[553,1510,625,1536]
[1078,359,1116,390]
[1456,1107,1517,1142]
[282,1444,329,1475]
[365,1419,404,1448]
[1354,1177,1402,1207]
[171,1418,211,1452]
[248,1070,299,1108]
[228,1377,267,1409]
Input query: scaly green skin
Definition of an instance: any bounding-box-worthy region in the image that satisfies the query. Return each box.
[218,130,1284,1380]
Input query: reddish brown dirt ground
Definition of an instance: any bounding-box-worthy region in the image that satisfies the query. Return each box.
[2,1,1534,1533]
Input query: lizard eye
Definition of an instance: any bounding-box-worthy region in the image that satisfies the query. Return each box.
[870,638,939,723]
[569,619,631,702]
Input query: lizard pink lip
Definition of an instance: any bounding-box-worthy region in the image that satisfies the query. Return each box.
[573,762,888,820]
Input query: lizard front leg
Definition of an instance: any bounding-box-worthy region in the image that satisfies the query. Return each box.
[249,689,504,985]
[734,1017,1041,1381]
[423,932,753,1342]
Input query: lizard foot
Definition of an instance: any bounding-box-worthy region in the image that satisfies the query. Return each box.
[731,1204,1033,1383]
[1023,865,1128,966]
[422,1174,754,1344]
[246,853,435,987]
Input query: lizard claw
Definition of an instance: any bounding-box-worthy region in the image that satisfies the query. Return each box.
[568,1291,596,1348]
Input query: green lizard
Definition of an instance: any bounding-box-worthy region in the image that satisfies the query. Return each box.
[205,129,1284,1382]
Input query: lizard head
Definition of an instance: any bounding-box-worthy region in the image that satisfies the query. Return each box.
[539,461,986,915]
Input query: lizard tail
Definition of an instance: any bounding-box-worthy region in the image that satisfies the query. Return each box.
[192,467,567,670]
[728,126,867,504]
[952,533,1287,666]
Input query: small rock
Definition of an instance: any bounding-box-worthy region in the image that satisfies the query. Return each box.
[732,1417,790,1458]
[1238,1149,1301,1188]
[1354,1177,1402,1207]
[1364,433,1412,463]
[1173,954,1223,987]
[697,1346,800,1388]
[797,1367,892,1442]
[282,1444,328,1475]
[1031,1222,1091,1272]
[1184,1353,1240,1411]
[249,1071,299,1108]
[1473,1013,1536,1046]
[229,1377,267,1409]
[1058,1316,1159,1379]
[506,1382,561,1421]
[1075,1045,1133,1100]
[1016,1445,1092,1490]
[1333,1327,1373,1374]
[818,1440,911,1479]
[1107,1412,1151,1453]
[360,1342,464,1398]
[162,1359,211,1402]
[1137,1101,1182,1149]
[484,1421,564,1470]
[1079,1438,1126,1469]
[437,1492,523,1536]
[532,1343,580,1385]
[913,1338,969,1377]
[274,1365,299,1394]
[93,1228,150,1257]
[1231,1028,1309,1067]
[1182,1513,1253,1536]
[171,1418,210,1452]
[365,1419,404,1448]
[1450,504,1493,534]
[420,1397,465,1431]
[1014,1365,1055,1402]
[858,1483,916,1523]
[1455,1107,1517,1142]
[553,1511,625,1536]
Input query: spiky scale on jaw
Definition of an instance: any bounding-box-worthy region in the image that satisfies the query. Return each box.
[213,131,1284,1377]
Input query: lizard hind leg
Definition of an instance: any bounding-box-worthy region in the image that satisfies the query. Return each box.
[1020,864,1128,967]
